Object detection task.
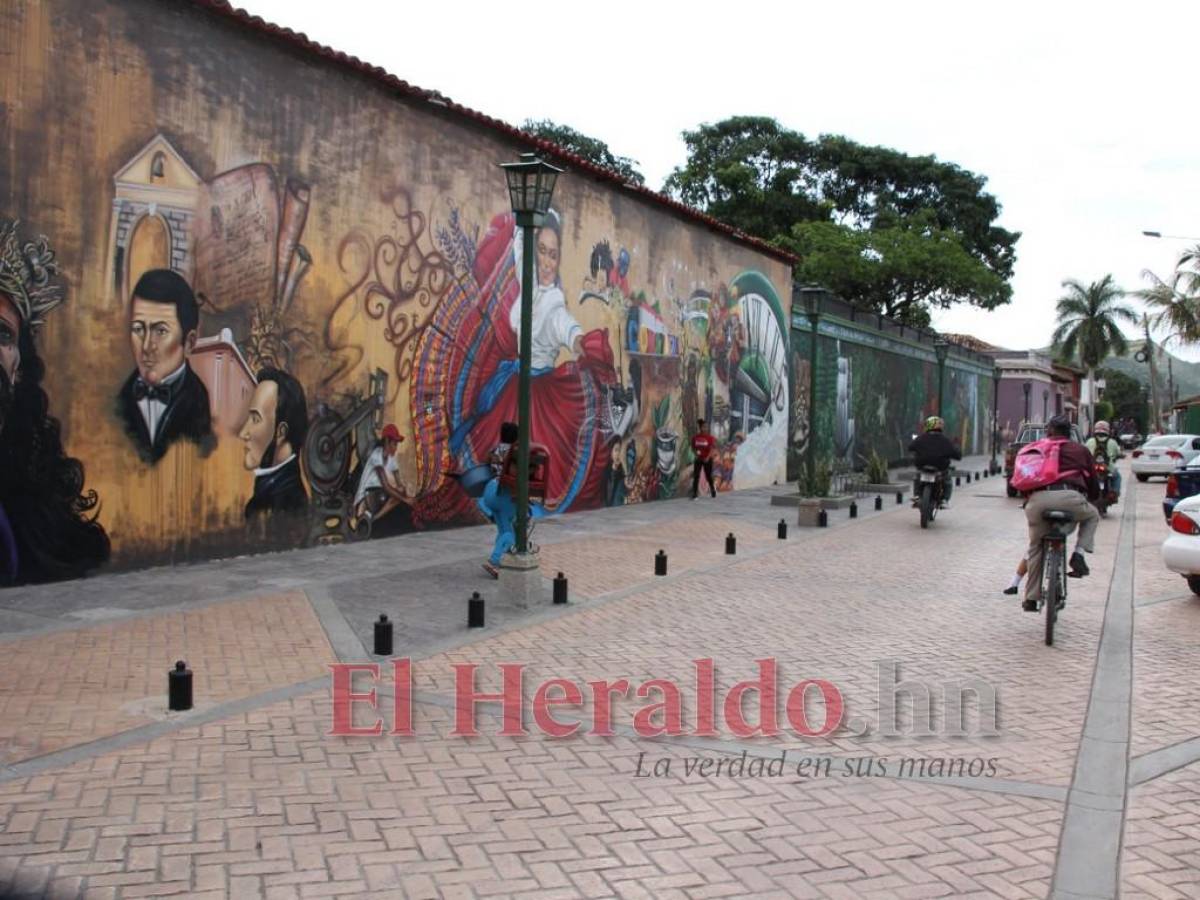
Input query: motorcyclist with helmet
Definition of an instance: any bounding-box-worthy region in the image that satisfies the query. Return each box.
[1086,420,1122,502]
[908,416,962,509]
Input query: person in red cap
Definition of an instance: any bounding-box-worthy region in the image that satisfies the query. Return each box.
[353,423,407,528]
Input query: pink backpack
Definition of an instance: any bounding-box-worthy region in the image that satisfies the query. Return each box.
[1011,438,1071,492]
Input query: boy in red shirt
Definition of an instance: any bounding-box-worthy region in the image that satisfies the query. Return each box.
[691,419,717,499]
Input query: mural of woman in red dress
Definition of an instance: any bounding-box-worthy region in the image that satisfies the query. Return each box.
[413,209,617,524]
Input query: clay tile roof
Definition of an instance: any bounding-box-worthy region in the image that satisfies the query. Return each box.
[187,0,797,266]
[940,333,1004,352]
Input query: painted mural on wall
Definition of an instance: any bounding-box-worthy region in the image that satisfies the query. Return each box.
[327,191,790,538]
[788,325,994,478]
[0,0,792,581]
[0,221,110,584]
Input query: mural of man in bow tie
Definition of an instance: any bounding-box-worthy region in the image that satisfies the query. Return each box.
[116,269,214,464]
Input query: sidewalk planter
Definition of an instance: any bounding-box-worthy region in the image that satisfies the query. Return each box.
[864,482,908,494]
[771,493,854,509]
[818,495,854,510]
[796,498,823,527]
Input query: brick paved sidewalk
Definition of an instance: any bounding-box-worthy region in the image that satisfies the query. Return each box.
[0,463,1197,898]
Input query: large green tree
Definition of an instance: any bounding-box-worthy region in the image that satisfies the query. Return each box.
[1097,367,1149,432]
[1051,276,1138,429]
[663,116,1019,322]
[522,119,645,186]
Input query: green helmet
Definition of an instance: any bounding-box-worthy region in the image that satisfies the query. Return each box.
[924,416,944,432]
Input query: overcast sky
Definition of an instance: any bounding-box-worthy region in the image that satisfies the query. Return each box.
[235,0,1200,359]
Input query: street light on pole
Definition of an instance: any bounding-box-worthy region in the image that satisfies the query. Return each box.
[934,339,949,417]
[499,152,562,557]
[1142,230,1200,241]
[803,288,822,490]
[991,364,1002,474]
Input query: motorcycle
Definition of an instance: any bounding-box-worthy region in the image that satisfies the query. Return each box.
[916,465,945,529]
[1092,452,1118,518]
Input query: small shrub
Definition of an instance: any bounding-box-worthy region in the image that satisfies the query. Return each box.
[798,460,832,498]
[863,450,890,485]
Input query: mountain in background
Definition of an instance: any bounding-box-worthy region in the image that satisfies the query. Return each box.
[1036,340,1200,404]
[1101,341,1200,405]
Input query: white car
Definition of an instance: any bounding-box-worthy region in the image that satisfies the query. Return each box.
[1161,494,1200,595]
[1131,434,1200,481]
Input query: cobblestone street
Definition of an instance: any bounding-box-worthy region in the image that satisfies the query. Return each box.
[1,462,1197,899]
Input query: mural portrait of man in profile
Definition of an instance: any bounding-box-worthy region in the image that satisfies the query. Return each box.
[115,268,214,463]
[239,366,309,521]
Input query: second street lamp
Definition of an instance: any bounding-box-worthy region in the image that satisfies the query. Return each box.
[498,152,563,557]
[991,364,1002,474]
[934,339,949,417]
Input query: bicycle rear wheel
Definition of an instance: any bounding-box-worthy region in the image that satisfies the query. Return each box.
[1044,545,1060,646]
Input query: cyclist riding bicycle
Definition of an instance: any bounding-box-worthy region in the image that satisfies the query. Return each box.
[1085,420,1122,501]
[1020,415,1100,612]
[908,416,962,509]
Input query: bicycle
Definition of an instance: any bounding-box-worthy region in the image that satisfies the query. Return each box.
[1037,509,1074,646]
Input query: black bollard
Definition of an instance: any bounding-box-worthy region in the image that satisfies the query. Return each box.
[874,495,883,511]
[896,491,903,505]
[655,550,668,576]
[374,614,393,656]
[849,501,858,519]
[818,509,828,527]
[468,591,485,628]
[725,533,737,555]
[168,660,192,712]
[777,519,788,540]
[975,472,980,481]
[553,572,568,605]
[955,476,961,487]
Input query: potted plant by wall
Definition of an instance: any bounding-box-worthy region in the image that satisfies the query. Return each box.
[862,449,905,493]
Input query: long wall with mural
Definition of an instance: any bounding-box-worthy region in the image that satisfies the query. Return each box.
[0,0,792,583]
[789,309,997,479]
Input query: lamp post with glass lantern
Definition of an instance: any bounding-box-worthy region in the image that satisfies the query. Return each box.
[803,288,822,489]
[934,339,949,417]
[498,152,562,557]
[991,364,1002,474]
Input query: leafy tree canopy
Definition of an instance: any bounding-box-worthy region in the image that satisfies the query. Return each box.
[1097,367,1149,432]
[522,119,645,186]
[663,116,1019,321]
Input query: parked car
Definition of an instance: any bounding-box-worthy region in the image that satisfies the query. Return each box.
[1164,465,1200,521]
[1119,432,1143,450]
[1131,434,1200,482]
[1161,494,1200,595]
[1004,422,1083,497]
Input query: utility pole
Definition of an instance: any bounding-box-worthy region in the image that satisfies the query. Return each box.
[1143,315,1162,433]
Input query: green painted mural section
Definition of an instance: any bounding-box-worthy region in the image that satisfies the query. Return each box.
[788,315,996,479]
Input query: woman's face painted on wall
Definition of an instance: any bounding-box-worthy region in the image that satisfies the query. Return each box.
[0,292,22,386]
[535,227,560,288]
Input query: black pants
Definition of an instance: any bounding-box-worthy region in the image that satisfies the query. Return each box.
[692,458,716,497]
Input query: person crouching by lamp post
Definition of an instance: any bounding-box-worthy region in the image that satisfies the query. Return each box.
[479,422,520,579]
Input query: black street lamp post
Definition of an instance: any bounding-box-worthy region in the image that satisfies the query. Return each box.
[991,364,1002,474]
[805,289,821,489]
[934,339,949,417]
[498,152,562,556]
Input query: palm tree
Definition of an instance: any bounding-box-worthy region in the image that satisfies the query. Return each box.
[1135,243,1200,345]
[1051,275,1138,431]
